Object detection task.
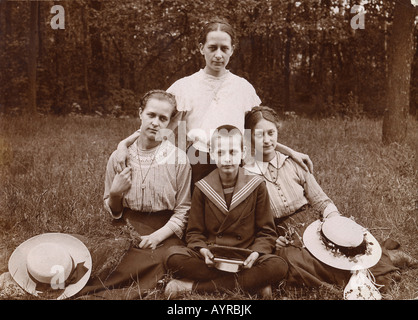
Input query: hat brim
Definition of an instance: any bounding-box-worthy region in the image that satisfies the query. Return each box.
[8,233,92,299]
[303,220,382,271]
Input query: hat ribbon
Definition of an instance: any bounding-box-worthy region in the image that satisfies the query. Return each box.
[320,229,367,257]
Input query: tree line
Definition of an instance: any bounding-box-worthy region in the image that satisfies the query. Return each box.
[0,1,417,136]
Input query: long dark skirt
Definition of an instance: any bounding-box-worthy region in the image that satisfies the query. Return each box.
[274,207,399,288]
[77,209,184,299]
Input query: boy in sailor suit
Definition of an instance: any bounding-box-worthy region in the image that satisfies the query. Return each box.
[164,125,288,298]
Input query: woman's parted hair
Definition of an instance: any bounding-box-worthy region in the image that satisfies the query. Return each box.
[244,106,281,131]
[198,18,236,47]
[139,89,177,117]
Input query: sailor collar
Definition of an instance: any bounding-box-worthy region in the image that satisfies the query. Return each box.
[195,167,263,214]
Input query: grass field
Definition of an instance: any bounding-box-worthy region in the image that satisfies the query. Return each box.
[0,114,417,300]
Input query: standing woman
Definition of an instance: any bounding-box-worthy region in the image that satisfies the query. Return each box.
[79,90,192,299]
[115,19,313,184]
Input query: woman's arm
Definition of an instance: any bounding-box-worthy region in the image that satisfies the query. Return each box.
[166,156,192,238]
[115,130,141,173]
[138,225,175,250]
[293,162,341,219]
[275,143,314,173]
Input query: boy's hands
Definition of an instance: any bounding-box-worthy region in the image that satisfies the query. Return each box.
[200,248,215,266]
[200,247,259,269]
[243,251,259,269]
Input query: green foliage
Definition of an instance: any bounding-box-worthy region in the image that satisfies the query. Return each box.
[107,88,140,117]
[0,0,416,117]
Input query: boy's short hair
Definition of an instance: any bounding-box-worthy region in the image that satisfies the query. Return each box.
[210,125,244,151]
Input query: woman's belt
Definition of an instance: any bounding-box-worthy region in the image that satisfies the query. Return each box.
[274,204,309,226]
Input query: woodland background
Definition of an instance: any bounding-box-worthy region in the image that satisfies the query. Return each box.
[0,0,417,125]
[0,0,417,300]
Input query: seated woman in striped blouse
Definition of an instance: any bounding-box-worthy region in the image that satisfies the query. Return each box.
[243,106,399,290]
[79,90,192,299]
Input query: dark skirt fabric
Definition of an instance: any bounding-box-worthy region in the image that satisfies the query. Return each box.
[165,246,288,294]
[77,210,184,299]
[274,207,399,288]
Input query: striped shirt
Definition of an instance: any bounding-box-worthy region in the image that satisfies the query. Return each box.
[244,151,334,219]
[104,139,192,238]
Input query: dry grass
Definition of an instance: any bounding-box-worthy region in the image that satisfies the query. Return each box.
[0,114,417,300]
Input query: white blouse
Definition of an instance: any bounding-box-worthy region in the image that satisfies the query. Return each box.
[104,139,192,238]
[167,69,261,152]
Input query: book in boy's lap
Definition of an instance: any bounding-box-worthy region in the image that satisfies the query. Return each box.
[208,244,253,272]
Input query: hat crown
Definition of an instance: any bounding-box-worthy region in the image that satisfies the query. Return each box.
[322,216,364,247]
[303,219,382,271]
[26,242,73,284]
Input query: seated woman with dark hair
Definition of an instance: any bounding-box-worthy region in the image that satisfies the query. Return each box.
[243,106,404,293]
[78,90,192,299]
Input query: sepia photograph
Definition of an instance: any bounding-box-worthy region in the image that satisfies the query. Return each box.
[0,0,417,306]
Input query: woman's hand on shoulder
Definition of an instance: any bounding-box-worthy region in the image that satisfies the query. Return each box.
[115,130,141,173]
[291,151,314,174]
[115,145,129,173]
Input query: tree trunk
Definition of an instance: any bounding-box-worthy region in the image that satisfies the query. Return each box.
[28,0,39,114]
[382,0,416,144]
[111,37,125,88]
[410,42,418,118]
[81,6,92,113]
[0,0,9,112]
[89,0,105,112]
[283,0,292,111]
[314,31,326,114]
[129,60,136,92]
[52,10,65,114]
